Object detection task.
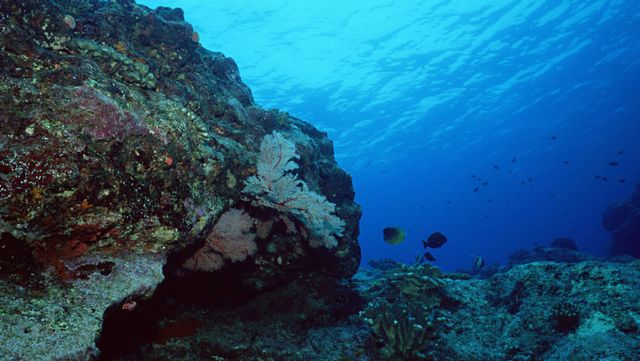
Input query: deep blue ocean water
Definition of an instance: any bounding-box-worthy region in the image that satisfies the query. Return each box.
[140,0,640,271]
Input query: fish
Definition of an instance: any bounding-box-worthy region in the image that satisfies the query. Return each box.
[550,135,557,141]
[608,161,619,167]
[602,177,609,182]
[423,251,436,262]
[482,181,489,186]
[424,232,448,248]
[382,227,405,245]
[472,256,485,269]
[563,160,569,165]
[594,175,601,179]
[512,157,516,163]
[619,178,626,183]
[493,165,500,170]
[617,150,624,155]
[473,187,479,192]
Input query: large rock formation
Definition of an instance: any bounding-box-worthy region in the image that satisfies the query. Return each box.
[602,182,640,258]
[0,0,360,359]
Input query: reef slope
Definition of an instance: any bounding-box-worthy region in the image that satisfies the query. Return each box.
[0,0,360,359]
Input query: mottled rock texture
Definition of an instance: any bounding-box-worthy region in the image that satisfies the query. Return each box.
[0,0,360,359]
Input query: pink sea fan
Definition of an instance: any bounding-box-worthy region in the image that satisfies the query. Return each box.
[182,208,257,271]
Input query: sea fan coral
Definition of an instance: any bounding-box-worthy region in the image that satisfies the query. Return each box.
[242,131,345,248]
[183,208,257,271]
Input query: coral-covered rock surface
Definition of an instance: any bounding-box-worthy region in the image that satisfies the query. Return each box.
[0,0,360,359]
[108,258,640,361]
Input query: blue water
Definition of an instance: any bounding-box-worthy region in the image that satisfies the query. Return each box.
[140,0,640,271]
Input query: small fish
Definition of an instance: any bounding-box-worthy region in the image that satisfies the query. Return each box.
[423,251,436,262]
[472,256,485,269]
[619,178,626,183]
[383,227,405,245]
[563,160,569,165]
[512,157,516,163]
[602,177,609,182]
[594,175,601,179]
[122,301,137,311]
[473,187,479,192]
[470,174,478,179]
[550,135,557,141]
[493,165,500,170]
[608,161,619,167]
[520,181,525,185]
[617,150,624,155]
[424,232,448,248]
[482,181,489,186]
[527,177,533,183]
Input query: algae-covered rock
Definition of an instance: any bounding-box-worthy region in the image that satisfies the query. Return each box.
[0,0,360,359]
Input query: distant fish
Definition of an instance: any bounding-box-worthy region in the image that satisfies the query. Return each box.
[446,200,452,204]
[520,181,525,185]
[470,174,478,179]
[383,227,405,245]
[423,232,448,249]
[473,187,479,192]
[563,160,569,165]
[527,177,533,183]
[594,175,601,179]
[550,135,557,141]
[512,157,516,163]
[493,165,500,170]
[602,177,609,182]
[608,161,619,167]
[619,178,626,183]
[423,251,436,262]
[482,181,489,186]
[472,256,485,269]
[617,150,624,155]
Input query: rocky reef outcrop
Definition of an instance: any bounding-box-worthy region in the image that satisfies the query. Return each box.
[0,0,360,359]
[100,258,640,360]
[603,182,640,258]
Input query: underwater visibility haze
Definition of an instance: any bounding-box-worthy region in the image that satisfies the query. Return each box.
[139,0,640,270]
[1,0,640,360]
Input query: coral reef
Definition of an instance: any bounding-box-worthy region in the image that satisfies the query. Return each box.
[0,0,360,359]
[603,182,640,258]
[114,259,640,360]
